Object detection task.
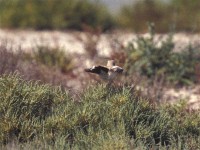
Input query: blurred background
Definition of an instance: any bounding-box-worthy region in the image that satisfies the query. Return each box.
[0,0,200,32]
[1,1,200,148]
[0,0,200,106]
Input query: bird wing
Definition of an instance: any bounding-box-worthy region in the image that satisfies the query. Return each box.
[85,65,109,74]
[109,66,123,73]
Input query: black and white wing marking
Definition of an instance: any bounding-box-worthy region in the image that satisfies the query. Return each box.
[84,66,109,75]
[109,66,123,73]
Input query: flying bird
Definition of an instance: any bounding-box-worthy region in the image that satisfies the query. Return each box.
[85,60,123,82]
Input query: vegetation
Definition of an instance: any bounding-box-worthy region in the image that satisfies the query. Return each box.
[0,0,114,31]
[0,19,200,148]
[124,24,200,85]
[0,44,73,88]
[0,74,200,149]
[118,0,200,32]
[32,46,74,73]
[118,0,170,32]
[1,0,200,32]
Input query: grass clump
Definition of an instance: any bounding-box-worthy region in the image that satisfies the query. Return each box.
[0,74,200,149]
[125,25,200,85]
[0,44,21,74]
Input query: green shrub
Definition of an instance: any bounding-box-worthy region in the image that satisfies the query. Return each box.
[117,0,170,32]
[117,0,200,32]
[166,45,199,85]
[0,74,200,149]
[0,73,71,143]
[0,0,115,31]
[125,25,200,85]
[33,46,74,73]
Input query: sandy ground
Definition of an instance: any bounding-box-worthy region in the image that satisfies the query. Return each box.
[0,29,200,109]
[0,29,199,56]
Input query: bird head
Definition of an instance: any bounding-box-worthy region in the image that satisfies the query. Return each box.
[107,60,115,68]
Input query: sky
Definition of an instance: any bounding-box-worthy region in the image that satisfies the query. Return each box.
[99,0,136,12]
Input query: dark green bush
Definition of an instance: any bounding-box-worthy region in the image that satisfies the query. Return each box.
[0,74,200,149]
[0,74,71,143]
[125,25,200,85]
[118,0,170,32]
[166,45,199,85]
[117,0,200,32]
[0,0,114,31]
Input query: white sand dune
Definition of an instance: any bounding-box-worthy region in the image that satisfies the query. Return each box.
[0,29,199,56]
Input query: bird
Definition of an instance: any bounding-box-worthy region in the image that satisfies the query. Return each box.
[84,60,123,83]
